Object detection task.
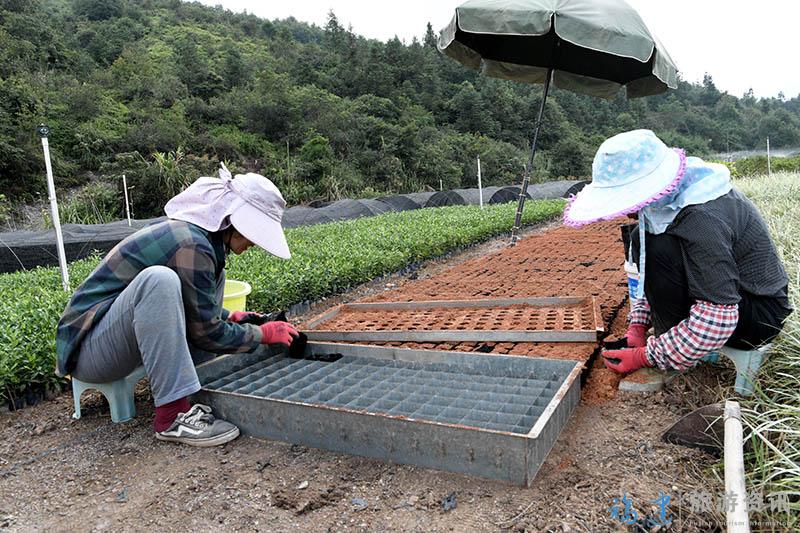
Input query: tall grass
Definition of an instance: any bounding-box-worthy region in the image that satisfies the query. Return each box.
[733,172,799,526]
[59,182,121,225]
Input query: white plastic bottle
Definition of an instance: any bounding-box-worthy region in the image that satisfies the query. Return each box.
[624,260,639,307]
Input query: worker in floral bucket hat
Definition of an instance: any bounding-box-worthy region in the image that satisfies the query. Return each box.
[565,130,791,375]
[56,164,299,446]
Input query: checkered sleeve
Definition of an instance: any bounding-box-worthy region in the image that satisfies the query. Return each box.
[628,297,652,327]
[171,244,263,353]
[646,300,739,371]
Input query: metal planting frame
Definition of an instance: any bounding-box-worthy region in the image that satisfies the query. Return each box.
[194,342,582,486]
[302,296,603,343]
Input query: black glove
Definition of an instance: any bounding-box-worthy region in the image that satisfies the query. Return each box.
[603,337,629,350]
[286,331,342,362]
[287,331,308,358]
[250,312,340,362]
[237,310,288,326]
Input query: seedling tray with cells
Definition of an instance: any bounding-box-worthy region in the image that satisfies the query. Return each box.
[301,297,604,343]
[195,341,582,485]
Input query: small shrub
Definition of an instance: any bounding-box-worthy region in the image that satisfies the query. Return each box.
[99,150,219,219]
[206,125,277,161]
[57,181,121,225]
[0,194,12,228]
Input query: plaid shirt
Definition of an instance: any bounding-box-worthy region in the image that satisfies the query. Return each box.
[628,298,652,328]
[56,219,262,376]
[629,297,739,370]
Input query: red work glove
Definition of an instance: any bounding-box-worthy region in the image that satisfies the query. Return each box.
[602,346,652,374]
[603,324,648,350]
[625,324,648,348]
[259,321,299,346]
[228,310,264,323]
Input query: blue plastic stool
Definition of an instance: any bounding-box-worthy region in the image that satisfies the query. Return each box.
[719,344,771,397]
[71,366,147,423]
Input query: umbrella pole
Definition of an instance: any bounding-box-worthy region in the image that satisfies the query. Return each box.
[510,68,553,246]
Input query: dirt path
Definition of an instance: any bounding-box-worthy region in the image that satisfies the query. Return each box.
[0,221,729,532]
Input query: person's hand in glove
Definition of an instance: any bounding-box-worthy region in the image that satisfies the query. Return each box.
[259,321,299,346]
[624,324,647,347]
[602,346,653,374]
[603,324,648,350]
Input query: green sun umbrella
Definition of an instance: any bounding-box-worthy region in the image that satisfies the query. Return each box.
[439,0,679,244]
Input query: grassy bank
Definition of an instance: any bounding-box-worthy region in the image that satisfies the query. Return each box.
[0,200,564,404]
[733,172,799,525]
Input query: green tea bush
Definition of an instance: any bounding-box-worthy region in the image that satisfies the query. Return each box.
[0,200,564,403]
[0,259,98,404]
[730,154,800,176]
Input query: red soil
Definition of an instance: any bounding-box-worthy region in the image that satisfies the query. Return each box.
[582,368,621,405]
[582,300,629,404]
[622,370,653,383]
[365,220,628,318]
[310,220,630,399]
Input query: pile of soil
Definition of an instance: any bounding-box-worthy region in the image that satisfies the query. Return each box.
[583,297,630,404]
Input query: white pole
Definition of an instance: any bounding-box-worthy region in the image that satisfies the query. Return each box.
[766,137,771,177]
[38,124,69,292]
[122,174,131,226]
[439,179,443,191]
[286,140,291,185]
[477,156,483,209]
[724,400,750,533]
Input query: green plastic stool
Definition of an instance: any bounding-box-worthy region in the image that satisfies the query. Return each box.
[719,344,771,397]
[71,366,147,423]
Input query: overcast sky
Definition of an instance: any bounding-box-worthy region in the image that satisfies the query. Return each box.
[196,0,800,99]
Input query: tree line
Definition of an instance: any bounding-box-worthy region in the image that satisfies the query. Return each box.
[1,0,799,220]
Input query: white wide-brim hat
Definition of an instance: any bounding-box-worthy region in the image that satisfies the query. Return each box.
[165,165,291,259]
[229,185,290,259]
[564,129,686,226]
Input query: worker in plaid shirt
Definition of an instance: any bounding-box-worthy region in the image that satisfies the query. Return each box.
[564,130,791,373]
[57,165,299,446]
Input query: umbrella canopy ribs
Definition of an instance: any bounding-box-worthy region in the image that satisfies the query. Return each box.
[438,0,679,244]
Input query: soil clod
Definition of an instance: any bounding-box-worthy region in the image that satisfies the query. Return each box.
[441,492,457,512]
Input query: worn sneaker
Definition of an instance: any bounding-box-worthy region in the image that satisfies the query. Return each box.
[155,404,240,447]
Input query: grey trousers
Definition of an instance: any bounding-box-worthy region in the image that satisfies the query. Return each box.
[72,266,206,407]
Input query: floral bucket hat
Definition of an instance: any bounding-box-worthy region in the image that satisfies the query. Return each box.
[564,129,686,226]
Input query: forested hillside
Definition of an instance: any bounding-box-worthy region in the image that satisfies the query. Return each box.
[2,0,799,221]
